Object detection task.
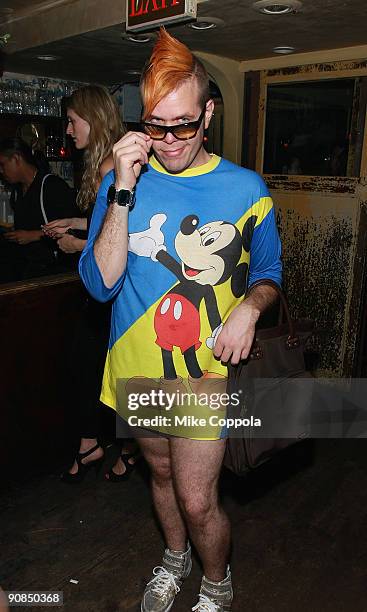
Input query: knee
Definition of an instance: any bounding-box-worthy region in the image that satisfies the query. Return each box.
[179,492,213,525]
[151,457,172,484]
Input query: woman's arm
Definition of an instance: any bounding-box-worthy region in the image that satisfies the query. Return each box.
[42,217,87,238]
[57,234,87,253]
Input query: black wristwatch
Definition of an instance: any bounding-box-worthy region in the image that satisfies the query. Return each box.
[107,184,135,208]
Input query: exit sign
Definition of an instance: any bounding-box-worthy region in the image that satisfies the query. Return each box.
[126,0,197,32]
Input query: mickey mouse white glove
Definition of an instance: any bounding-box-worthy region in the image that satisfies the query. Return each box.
[206,323,223,349]
[128,213,167,261]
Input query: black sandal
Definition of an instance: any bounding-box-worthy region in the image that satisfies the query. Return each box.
[61,444,104,484]
[105,452,139,483]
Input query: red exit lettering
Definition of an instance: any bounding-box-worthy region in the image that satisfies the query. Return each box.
[129,0,181,17]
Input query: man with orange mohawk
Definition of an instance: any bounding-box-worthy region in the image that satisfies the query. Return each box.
[80,28,281,611]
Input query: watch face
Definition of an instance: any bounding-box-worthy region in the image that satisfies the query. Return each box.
[107,184,135,207]
[117,189,132,205]
[107,184,116,204]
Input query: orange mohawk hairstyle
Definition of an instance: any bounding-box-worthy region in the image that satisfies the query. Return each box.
[140,27,209,120]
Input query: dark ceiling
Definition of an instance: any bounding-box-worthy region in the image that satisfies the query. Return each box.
[2,0,367,85]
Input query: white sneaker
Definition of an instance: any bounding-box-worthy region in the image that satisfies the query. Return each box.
[192,566,233,612]
[192,593,221,611]
[141,544,192,612]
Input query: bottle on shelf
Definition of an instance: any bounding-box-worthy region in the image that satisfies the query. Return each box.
[46,129,55,158]
[0,186,14,227]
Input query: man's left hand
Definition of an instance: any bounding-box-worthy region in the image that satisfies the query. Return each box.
[213,302,260,365]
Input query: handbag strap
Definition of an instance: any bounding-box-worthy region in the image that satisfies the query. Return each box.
[40,174,58,258]
[40,173,52,224]
[247,278,296,339]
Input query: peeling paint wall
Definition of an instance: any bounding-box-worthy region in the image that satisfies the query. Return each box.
[252,60,367,377]
[273,190,359,376]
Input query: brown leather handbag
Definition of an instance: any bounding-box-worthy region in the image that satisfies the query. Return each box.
[224,279,314,475]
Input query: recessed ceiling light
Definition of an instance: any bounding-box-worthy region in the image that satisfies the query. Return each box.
[124,33,152,43]
[186,16,224,30]
[188,20,215,30]
[36,54,60,61]
[273,46,296,54]
[253,0,302,15]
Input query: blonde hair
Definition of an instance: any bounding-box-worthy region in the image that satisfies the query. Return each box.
[140,28,209,120]
[67,85,124,211]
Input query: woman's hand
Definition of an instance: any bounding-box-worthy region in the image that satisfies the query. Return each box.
[57,234,86,254]
[4,229,42,245]
[43,218,87,239]
[42,218,74,239]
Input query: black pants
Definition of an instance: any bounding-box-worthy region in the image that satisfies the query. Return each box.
[70,296,112,439]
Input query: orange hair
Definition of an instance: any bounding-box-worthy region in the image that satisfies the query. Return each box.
[140,28,209,119]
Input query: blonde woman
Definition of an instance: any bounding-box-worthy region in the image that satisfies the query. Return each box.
[44,85,139,482]
[44,85,122,251]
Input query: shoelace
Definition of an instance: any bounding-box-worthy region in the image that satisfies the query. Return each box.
[192,593,221,612]
[148,566,181,598]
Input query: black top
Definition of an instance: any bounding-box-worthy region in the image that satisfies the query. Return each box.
[0,171,80,281]
[14,170,77,230]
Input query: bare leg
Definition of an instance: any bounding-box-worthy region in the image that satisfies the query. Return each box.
[171,438,230,581]
[137,437,187,551]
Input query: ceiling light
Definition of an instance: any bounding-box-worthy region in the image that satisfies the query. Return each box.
[126,70,141,76]
[125,33,152,43]
[273,46,296,54]
[36,55,60,61]
[186,16,224,30]
[188,21,215,30]
[252,0,302,15]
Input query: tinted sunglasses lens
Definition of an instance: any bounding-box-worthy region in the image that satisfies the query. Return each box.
[172,125,197,139]
[143,124,165,139]
[143,119,200,140]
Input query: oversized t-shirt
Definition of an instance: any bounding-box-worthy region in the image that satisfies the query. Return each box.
[79,154,282,439]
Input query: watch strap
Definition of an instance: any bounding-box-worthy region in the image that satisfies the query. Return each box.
[107,184,135,208]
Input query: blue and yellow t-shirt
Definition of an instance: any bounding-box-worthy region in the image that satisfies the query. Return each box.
[79,154,282,439]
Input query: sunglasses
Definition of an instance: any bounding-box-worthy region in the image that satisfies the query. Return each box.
[141,107,206,141]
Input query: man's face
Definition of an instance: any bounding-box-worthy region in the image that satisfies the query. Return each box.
[0,153,20,184]
[147,79,214,174]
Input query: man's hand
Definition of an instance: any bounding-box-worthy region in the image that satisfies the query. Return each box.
[93,132,153,289]
[113,131,153,191]
[4,229,42,245]
[213,302,259,365]
[213,284,278,365]
[206,324,223,350]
